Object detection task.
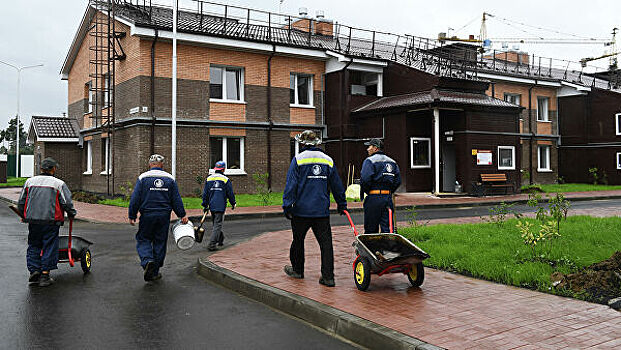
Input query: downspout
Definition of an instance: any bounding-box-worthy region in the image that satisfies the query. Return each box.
[267,45,276,191]
[528,84,534,185]
[340,59,353,173]
[150,29,159,156]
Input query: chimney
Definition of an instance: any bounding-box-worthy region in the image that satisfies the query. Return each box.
[290,8,333,37]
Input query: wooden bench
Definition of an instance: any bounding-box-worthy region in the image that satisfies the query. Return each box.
[480,173,514,195]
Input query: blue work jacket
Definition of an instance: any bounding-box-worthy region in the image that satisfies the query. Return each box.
[128,167,186,219]
[282,147,347,218]
[360,151,402,195]
[202,172,236,213]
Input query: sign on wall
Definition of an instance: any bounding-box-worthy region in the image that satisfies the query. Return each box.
[476,150,492,165]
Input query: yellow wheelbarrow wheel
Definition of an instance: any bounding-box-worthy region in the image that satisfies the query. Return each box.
[407,262,424,287]
[80,248,92,274]
[353,256,371,291]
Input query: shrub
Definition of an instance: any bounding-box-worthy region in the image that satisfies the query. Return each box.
[252,172,271,206]
[589,167,599,185]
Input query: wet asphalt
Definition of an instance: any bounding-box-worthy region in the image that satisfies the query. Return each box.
[1,198,617,349]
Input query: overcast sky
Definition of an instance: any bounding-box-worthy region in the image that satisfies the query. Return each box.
[1,0,619,132]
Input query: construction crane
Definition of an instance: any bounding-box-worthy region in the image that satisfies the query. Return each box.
[579,28,618,69]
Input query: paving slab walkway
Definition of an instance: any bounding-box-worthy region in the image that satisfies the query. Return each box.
[2,186,621,224]
[207,206,621,349]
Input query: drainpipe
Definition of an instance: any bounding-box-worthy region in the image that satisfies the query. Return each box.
[150,29,159,156]
[528,84,534,184]
[340,59,353,173]
[433,107,440,194]
[267,45,276,190]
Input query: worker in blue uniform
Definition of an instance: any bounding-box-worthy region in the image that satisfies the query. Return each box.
[128,154,188,282]
[360,138,401,234]
[282,130,347,287]
[202,160,236,251]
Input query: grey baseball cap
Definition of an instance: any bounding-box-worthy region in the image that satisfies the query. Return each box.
[41,157,59,170]
[364,138,383,149]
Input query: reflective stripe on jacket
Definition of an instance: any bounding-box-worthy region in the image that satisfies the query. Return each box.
[282,147,347,218]
[128,167,186,219]
[360,152,402,195]
[202,173,236,213]
[17,174,76,224]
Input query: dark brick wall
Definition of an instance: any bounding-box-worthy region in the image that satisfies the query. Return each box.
[39,142,82,192]
[245,85,290,123]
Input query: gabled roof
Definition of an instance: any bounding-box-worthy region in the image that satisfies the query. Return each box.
[353,89,521,114]
[28,116,80,143]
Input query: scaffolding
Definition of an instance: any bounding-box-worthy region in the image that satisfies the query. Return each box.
[88,1,140,195]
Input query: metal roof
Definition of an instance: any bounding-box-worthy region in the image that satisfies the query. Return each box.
[352,89,521,114]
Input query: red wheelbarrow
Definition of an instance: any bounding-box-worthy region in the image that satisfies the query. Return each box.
[343,209,429,291]
[9,205,92,274]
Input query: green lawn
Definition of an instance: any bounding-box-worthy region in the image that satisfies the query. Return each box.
[400,216,621,297]
[0,177,27,187]
[99,191,285,209]
[522,183,621,193]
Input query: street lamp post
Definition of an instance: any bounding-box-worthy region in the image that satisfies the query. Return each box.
[0,60,43,178]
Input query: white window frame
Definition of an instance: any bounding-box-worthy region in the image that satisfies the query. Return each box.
[209,65,245,103]
[410,137,431,169]
[87,81,93,114]
[537,145,551,172]
[504,93,520,106]
[617,152,621,170]
[83,140,92,175]
[290,73,314,107]
[100,138,112,175]
[537,96,550,122]
[349,70,383,97]
[497,145,516,170]
[209,137,246,175]
[103,74,110,108]
[615,113,621,135]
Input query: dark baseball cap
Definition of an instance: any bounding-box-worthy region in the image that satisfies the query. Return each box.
[364,138,383,149]
[41,157,59,170]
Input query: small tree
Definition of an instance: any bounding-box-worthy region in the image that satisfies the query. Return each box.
[252,172,271,206]
[588,167,599,185]
[517,192,570,259]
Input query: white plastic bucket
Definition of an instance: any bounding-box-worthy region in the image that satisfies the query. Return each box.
[172,220,195,250]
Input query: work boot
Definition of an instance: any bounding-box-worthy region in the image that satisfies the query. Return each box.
[144,261,156,281]
[319,276,335,287]
[207,243,218,252]
[38,273,55,287]
[151,273,162,281]
[28,271,41,285]
[283,265,303,279]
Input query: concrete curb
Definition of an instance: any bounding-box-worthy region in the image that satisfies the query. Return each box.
[197,257,443,350]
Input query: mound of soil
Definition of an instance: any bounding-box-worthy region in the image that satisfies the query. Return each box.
[72,191,104,204]
[551,251,621,304]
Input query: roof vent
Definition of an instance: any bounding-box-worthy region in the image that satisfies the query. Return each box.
[315,10,325,19]
[298,7,308,17]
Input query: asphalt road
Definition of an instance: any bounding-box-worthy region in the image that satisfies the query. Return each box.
[1,197,617,349]
[0,204,357,350]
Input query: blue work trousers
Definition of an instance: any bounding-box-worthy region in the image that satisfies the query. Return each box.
[27,224,60,273]
[135,214,170,274]
[363,194,394,234]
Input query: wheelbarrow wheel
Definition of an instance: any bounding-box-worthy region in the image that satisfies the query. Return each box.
[80,248,92,274]
[407,262,424,287]
[353,256,371,291]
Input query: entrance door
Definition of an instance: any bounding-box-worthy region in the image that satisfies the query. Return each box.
[442,144,456,192]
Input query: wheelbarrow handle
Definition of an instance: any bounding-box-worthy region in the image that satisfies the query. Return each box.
[199,211,208,225]
[68,217,75,267]
[387,207,393,234]
[343,210,359,236]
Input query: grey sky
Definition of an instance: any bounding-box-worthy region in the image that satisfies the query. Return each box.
[1,0,619,132]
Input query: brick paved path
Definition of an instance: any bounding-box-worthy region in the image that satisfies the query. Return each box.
[210,207,621,349]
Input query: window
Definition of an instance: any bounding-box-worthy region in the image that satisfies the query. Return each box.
[100,138,111,175]
[617,153,621,170]
[504,93,520,106]
[410,137,431,168]
[537,97,549,121]
[209,66,244,101]
[538,145,551,171]
[497,146,515,170]
[615,113,621,135]
[85,81,93,113]
[209,137,245,175]
[290,73,313,106]
[350,70,382,96]
[84,140,92,175]
[103,73,110,108]
[290,138,300,160]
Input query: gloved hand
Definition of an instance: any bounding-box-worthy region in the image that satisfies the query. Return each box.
[283,205,294,220]
[203,208,209,213]
[337,205,347,216]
